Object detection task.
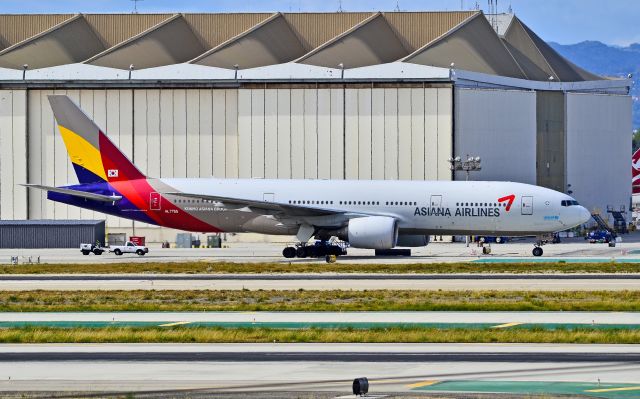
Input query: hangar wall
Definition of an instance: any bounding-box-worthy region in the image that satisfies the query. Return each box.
[454,88,537,184]
[566,92,631,213]
[9,86,453,241]
[0,89,27,220]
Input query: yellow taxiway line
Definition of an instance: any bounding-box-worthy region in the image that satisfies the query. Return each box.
[585,386,640,393]
[407,380,440,388]
[491,322,524,329]
[159,321,191,327]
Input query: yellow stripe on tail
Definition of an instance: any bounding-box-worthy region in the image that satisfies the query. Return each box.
[58,125,107,181]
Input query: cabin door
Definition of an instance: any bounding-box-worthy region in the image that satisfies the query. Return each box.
[430,195,442,208]
[521,196,533,215]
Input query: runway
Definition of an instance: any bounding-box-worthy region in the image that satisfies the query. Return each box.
[2,311,640,330]
[0,343,639,396]
[3,273,640,290]
[2,238,640,265]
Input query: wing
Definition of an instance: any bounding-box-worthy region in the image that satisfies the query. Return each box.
[162,192,344,217]
[22,184,122,203]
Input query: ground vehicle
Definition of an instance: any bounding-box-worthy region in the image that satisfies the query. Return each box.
[109,241,149,256]
[586,230,615,245]
[283,240,348,260]
[80,243,106,255]
[474,236,509,244]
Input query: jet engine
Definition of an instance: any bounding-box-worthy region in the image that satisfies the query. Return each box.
[341,216,398,249]
[396,234,430,247]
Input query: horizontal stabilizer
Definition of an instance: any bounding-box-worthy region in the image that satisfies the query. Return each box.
[22,184,122,203]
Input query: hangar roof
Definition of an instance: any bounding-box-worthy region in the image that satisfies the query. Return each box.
[0,11,613,83]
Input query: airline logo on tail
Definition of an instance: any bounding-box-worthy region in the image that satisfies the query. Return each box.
[633,148,640,195]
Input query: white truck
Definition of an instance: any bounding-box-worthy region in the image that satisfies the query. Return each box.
[109,241,149,256]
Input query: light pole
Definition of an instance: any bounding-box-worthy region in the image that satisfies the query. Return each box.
[448,155,482,181]
[448,155,482,247]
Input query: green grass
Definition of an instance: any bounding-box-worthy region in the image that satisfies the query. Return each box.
[3,289,640,312]
[1,261,640,274]
[2,326,640,344]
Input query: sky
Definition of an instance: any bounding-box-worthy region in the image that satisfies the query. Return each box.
[1,0,639,46]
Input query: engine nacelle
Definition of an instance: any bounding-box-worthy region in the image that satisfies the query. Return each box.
[396,234,430,247]
[345,216,398,249]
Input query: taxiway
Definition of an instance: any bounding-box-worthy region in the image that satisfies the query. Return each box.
[2,273,640,290]
[0,343,638,395]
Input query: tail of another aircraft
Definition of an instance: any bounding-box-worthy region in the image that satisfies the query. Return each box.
[48,95,145,184]
[633,148,640,195]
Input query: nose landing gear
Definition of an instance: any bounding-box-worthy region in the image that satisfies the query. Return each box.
[532,235,552,256]
[532,246,543,257]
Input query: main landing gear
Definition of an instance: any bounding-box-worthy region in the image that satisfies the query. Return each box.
[283,240,348,262]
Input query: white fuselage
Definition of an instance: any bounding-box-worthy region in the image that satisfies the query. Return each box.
[161,178,591,236]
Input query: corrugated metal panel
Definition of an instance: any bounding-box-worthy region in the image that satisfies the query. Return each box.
[0,16,106,69]
[83,14,173,47]
[516,18,601,82]
[405,13,526,79]
[503,17,557,81]
[0,12,605,83]
[536,91,565,192]
[183,13,272,49]
[298,13,408,69]
[87,15,205,70]
[0,220,105,248]
[0,90,27,220]
[0,14,73,49]
[566,93,631,212]
[383,11,476,52]
[193,14,306,69]
[454,87,536,184]
[283,12,373,51]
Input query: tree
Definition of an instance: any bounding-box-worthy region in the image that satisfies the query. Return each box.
[633,129,640,152]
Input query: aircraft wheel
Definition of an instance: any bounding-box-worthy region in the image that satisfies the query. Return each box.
[282,247,296,258]
[295,246,307,258]
[532,247,543,257]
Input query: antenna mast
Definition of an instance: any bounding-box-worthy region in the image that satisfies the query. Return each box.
[487,0,498,31]
[131,0,143,14]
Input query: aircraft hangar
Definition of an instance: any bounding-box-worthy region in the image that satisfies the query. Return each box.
[0,11,632,242]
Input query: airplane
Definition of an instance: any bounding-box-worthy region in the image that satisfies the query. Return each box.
[23,95,591,259]
[632,148,640,208]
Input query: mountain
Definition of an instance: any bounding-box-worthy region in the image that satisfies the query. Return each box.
[548,41,639,130]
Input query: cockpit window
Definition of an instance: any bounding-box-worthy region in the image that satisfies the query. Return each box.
[561,200,580,207]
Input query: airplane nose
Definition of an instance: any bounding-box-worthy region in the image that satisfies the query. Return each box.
[578,206,591,224]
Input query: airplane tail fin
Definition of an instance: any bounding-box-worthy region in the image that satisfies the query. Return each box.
[48,95,145,184]
[633,148,640,195]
